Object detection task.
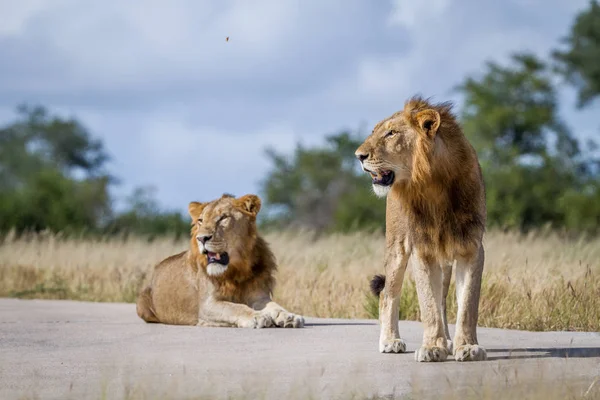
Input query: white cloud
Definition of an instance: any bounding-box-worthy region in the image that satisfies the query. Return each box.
[317,0,586,120]
[140,120,301,209]
[0,0,57,35]
[0,0,372,102]
[388,0,450,28]
[72,107,301,211]
[0,0,594,211]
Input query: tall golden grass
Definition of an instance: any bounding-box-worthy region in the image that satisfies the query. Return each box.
[1,230,598,331]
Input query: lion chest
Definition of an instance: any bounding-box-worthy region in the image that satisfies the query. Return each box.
[212,280,247,303]
[405,203,484,262]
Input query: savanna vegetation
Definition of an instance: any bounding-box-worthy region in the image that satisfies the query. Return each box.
[1,229,599,332]
[1,2,600,332]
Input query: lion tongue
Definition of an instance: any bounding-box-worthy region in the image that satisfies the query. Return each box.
[207,252,220,260]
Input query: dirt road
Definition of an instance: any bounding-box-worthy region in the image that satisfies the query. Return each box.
[1,298,599,399]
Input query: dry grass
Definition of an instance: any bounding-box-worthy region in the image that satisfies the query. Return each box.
[1,229,599,331]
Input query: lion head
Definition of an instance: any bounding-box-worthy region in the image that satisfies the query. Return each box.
[355,96,460,197]
[188,194,261,277]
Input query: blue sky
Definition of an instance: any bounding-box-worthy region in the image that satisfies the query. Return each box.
[0,0,596,213]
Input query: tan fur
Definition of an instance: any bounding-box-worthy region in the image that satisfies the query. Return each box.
[136,194,304,329]
[356,96,487,362]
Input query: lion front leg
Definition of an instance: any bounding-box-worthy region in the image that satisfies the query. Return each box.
[196,319,235,327]
[453,246,487,361]
[256,301,305,328]
[412,252,449,362]
[378,248,410,354]
[199,300,275,329]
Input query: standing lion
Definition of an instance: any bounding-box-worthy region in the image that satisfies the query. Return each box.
[355,96,487,362]
[136,193,304,329]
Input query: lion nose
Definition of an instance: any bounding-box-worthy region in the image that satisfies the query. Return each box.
[355,152,368,162]
[198,235,212,244]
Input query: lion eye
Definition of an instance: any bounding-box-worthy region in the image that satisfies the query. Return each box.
[385,130,395,138]
[197,218,203,224]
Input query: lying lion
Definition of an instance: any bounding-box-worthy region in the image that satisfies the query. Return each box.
[136,193,304,328]
[356,96,487,362]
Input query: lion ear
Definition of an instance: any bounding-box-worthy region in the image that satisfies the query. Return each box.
[415,109,441,138]
[233,194,261,217]
[188,201,207,220]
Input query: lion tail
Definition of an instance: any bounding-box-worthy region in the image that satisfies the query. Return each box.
[369,274,386,297]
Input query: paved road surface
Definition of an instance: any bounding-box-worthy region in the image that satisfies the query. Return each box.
[1,299,599,399]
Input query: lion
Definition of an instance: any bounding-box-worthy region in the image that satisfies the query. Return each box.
[136,193,305,329]
[355,96,487,362]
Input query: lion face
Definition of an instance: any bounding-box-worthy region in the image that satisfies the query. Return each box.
[355,99,442,197]
[188,194,261,277]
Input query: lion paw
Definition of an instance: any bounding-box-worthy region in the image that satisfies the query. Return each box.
[415,346,448,362]
[379,338,407,353]
[454,344,487,361]
[274,311,304,328]
[239,314,274,329]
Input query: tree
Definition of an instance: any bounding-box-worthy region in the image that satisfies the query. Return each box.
[261,132,385,233]
[106,186,189,239]
[0,105,113,233]
[458,54,600,232]
[553,0,600,108]
[459,54,579,166]
[0,105,189,237]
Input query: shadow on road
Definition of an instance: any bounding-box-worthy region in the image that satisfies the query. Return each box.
[487,347,600,360]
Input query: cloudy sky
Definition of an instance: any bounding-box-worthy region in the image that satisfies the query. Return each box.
[0,0,596,213]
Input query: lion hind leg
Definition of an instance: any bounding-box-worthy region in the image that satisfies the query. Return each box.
[441,261,453,354]
[136,286,159,323]
[453,246,487,361]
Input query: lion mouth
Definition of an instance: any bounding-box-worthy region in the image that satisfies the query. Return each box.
[204,250,229,265]
[368,170,395,186]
